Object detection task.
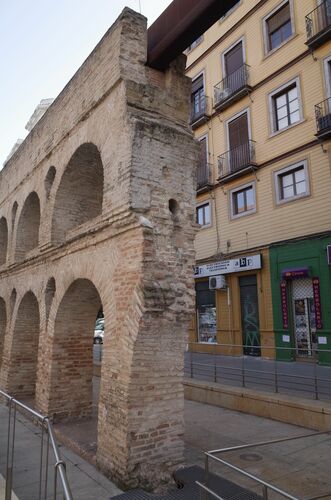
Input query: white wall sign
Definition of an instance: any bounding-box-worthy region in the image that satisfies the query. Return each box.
[318,336,327,345]
[194,254,262,278]
[282,335,290,343]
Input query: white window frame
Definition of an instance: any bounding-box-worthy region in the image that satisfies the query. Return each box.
[323,55,331,98]
[268,77,303,136]
[221,36,246,79]
[274,160,310,205]
[196,200,212,228]
[225,107,252,150]
[262,0,295,56]
[229,181,257,219]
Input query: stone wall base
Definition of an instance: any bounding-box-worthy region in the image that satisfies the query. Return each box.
[184,379,331,431]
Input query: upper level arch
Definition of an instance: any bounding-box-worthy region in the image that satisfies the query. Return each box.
[51,143,104,244]
[0,297,7,369]
[15,192,41,262]
[0,217,8,266]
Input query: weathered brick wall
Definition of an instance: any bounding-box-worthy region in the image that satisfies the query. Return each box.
[0,8,198,490]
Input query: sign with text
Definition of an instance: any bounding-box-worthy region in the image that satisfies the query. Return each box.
[312,277,323,330]
[194,254,262,278]
[281,267,310,280]
[280,281,289,330]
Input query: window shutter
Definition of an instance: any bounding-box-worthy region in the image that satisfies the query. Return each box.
[267,3,290,33]
[228,113,249,149]
[199,137,207,164]
[224,41,243,76]
[192,75,204,94]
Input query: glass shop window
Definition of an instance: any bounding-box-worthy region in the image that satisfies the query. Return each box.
[196,280,217,343]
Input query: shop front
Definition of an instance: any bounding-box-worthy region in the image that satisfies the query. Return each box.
[189,249,275,358]
[270,234,331,364]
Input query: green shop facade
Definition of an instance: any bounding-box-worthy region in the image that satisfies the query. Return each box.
[270,233,331,365]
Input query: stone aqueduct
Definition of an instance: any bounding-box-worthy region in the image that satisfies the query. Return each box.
[0,9,198,488]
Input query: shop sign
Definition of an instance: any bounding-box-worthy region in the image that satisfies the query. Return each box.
[194,254,262,278]
[312,277,323,330]
[281,267,310,280]
[280,281,289,330]
[327,245,331,265]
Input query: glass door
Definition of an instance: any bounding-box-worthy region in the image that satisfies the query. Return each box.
[239,275,261,356]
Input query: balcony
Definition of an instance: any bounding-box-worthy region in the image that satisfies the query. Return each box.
[306,1,331,49]
[190,95,211,129]
[214,64,252,112]
[217,140,257,183]
[197,162,213,192]
[315,98,331,140]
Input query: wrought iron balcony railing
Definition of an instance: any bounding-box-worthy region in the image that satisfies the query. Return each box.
[315,97,331,138]
[306,0,331,48]
[218,140,257,180]
[214,64,251,110]
[197,162,212,190]
[190,94,211,127]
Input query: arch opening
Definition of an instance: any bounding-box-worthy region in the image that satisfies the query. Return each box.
[51,143,104,244]
[9,291,40,399]
[11,202,18,231]
[0,297,7,370]
[50,279,103,424]
[45,166,56,199]
[0,217,8,266]
[15,192,40,262]
[45,277,56,322]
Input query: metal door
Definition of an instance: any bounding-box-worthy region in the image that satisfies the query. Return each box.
[239,275,261,356]
[292,279,317,358]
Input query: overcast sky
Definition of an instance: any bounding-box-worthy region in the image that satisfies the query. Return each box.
[0,0,172,167]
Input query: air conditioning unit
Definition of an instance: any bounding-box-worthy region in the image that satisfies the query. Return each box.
[214,87,231,104]
[209,275,227,290]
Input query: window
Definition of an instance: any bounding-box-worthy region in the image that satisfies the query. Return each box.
[191,74,205,121]
[230,183,256,218]
[196,281,216,343]
[196,202,211,226]
[274,161,309,204]
[270,80,301,133]
[264,1,292,53]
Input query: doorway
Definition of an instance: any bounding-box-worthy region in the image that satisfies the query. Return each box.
[239,275,261,356]
[291,279,317,358]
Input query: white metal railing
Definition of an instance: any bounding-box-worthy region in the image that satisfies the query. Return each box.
[0,389,73,500]
[199,432,331,500]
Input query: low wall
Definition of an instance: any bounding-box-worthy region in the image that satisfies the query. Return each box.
[184,378,331,431]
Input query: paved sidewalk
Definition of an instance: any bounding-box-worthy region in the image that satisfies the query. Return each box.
[0,404,122,500]
[184,351,331,401]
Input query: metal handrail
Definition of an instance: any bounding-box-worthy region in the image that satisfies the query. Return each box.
[214,64,250,107]
[0,389,73,500]
[306,0,331,40]
[315,97,331,133]
[202,431,331,500]
[217,140,256,178]
[191,94,211,124]
[185,342,331,401]
[197,162,213,189]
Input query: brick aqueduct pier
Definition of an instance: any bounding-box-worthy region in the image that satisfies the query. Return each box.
[0,1,236,490]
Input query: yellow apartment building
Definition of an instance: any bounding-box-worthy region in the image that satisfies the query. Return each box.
[186,0,331,364]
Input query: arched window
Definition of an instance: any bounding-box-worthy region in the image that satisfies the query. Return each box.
[0,217,8,266]
[51,143,103,244]
[15,192,40,261]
